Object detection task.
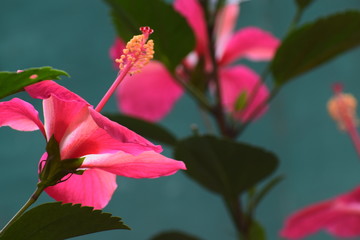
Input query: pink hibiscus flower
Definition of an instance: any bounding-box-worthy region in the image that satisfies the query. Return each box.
[281,186,360,239]
[110,0,280,122]
[0,80,186,209]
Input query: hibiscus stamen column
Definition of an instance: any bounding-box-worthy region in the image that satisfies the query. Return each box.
[95,26,155,112]
[328,83,360,158]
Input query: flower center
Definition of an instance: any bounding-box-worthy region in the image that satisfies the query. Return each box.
[115,26,154,75]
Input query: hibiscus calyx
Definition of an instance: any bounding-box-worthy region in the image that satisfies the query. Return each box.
[38,136,85,188]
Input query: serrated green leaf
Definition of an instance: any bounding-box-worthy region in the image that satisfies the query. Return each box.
[104,0,195,71]
[0,202,129,240]
[271,10,360,85]
[151,231,202,240]
[174,135,278,196]
[295,0,314,10]
[105,113,177,146]
[0,67,69,99]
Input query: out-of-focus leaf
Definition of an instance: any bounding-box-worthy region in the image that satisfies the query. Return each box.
[104,0,195,71]
[247,175,284,217]
[295,0,314,10]
[105,113,177,146]
[0,202,129,240]
[174,135,278,196]
[271,11,360,85]
[248,220,266,240]
[151,231,202,240]
[0,67,69,99]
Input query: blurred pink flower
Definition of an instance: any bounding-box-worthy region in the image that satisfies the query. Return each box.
[281,186,360,239]
[110,0,279,122]
[0,80,186,209]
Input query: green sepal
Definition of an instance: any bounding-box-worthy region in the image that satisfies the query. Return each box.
[234,91,248,111]
[38,136,85,188]
[0,67,69,99]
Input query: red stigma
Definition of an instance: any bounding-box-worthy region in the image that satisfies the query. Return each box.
[332,82,344,94]
[140,26,154,35]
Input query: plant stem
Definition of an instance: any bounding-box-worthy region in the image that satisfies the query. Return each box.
[95,64,131,112]
[0,185,46,235]
[224,195,247,240]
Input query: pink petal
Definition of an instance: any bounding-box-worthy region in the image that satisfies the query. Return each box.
[25,80,88,104]
[174,0,209,57]
[109,38,126,69]
[81,151,186,178]
[220,66,269,122]
[43,95,90,143]
[56,102,162,158]
[89,108,163,154]
[109,38,126,61]
[219,27,280,66]
[45,169,117,209]
[215,3,240,59]
[280,200,336,239]
[116,61,183,122]
[40,94,161,159]
[0,98,45,135]
[327,213,360,237]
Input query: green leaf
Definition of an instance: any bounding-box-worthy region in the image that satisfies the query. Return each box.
[151,231,202,240]
[104,0,195,71]
[248,220,266,240]
[0,67,69,99]
[174,135,278,196]
[295,0,314,10]
[271,10,360,85]
[246,175,284,217]
[251,175,284,210]
[0,202,129,240]
[105,113,177,146]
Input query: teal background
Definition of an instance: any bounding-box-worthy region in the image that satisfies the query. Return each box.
[1,0,360,239]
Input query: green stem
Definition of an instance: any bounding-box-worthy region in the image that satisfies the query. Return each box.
[0,185,46,235]
[223,195,246,240]
[172,74,212,112]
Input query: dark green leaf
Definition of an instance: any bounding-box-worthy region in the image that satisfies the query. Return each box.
[104,0,195,71]
[0,67,69,99]
[248,220,266,240]
[174,135,278,196]
[0,202,129,240]
[271,10,360,85]
[105,113,177,146]
[295,0,314,10]
[151,231,202,240]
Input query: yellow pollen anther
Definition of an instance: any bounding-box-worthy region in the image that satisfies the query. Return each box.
[115,27,154,75]
[328,93,358,131]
